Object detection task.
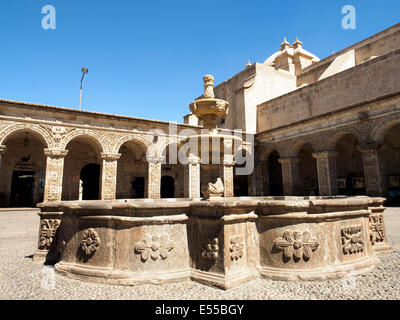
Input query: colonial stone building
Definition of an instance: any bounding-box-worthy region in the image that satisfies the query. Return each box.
[1,23,399,207]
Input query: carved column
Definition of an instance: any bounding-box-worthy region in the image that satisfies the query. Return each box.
[278,157,300,196]
[312,151,338,196]
[146,156,163,199]
[184,154,201,198]
[44,149,69,202]
[359,145,384,197]
[221,138,234,197]
[101,153,121,200]
[0,145,6,169]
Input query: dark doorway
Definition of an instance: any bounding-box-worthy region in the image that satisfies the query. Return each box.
[132,177,145,198]
[80,164,100,200]
[234,175,249,196]
[10,171,35,207]
[161,176,175,198]
[268,151,283,196]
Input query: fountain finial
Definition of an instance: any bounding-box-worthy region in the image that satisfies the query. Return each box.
[203,74,215,98]
[189,74,229,129]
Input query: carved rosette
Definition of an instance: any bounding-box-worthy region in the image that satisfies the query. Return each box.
[201,238,219,261]
[230,235,244,261]
[369,215,385,245]
[134,233,174,262]
[342,226,364,255]
[39,219,60,250]
[274,231,319,261]
[80,229,101,255]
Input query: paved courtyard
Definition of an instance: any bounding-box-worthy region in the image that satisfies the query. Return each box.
[0,207,399,300]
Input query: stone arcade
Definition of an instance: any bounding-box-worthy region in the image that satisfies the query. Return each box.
[0,24,399,288]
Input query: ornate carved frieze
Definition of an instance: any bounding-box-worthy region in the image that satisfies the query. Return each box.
[369,215,385,245]
[39,219,60,250]
[274,231,319,261]
[341,225,364,255]
[134,233,174,262]
[229,235,244,261]
[80,229,101,255]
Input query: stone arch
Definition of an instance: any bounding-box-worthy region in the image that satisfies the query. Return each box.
[325,129,362,150]
[0,123,53,148]
[258,144,284,161]
[371,113,400,144]
[286,138,316,157]
[60,129,105,152]
[112,134,152,155]
[157,137,185,160]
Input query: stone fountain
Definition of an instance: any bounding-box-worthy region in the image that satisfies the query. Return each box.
[32,75,392,290]
[188,74,239,199]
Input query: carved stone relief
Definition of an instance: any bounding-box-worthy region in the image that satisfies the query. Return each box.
[341,225,364,255]
[274,231,319,261]
[134,233,174,262]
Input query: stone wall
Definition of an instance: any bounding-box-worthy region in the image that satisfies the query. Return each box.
[257,49,400,132]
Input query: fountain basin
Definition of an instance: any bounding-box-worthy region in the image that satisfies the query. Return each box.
[35,196,391,289]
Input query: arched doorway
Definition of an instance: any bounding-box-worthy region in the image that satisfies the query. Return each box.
[335,134,366,195]
[62,136,102,200]
[381,124,400,202]
[0,130,46,207]
[161,143,184,198]
[298,143,319,196]
[161,175,175,198]
[80,163,100,200]
[116,140,147,199]
[268,150,283,196]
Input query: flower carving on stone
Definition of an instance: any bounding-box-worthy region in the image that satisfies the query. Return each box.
[134,233,174,262]
[80,228,101,255]
[342,226,364,255]
[201,238,219,261]
[369,215,385,245]
[274,231,319,261]
[39,219,60,250]
[230,235,244,261]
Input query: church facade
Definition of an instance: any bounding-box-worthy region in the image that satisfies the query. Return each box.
[1,23,399,207]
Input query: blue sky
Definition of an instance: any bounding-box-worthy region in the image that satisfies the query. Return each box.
[0,1,399,122]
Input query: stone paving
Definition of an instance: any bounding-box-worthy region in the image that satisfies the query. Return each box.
[0,207,399,300]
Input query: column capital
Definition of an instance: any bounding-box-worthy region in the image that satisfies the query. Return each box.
[44,148,69,158]
[146,155,164,164]
[312,150,337,159]
[188,154,201,164]
[358,143,382,153]
[278,157,300,165]
[0,145,6,155]
[223,160,236,166]
[101,153,121,161]
[223,138,233,148]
